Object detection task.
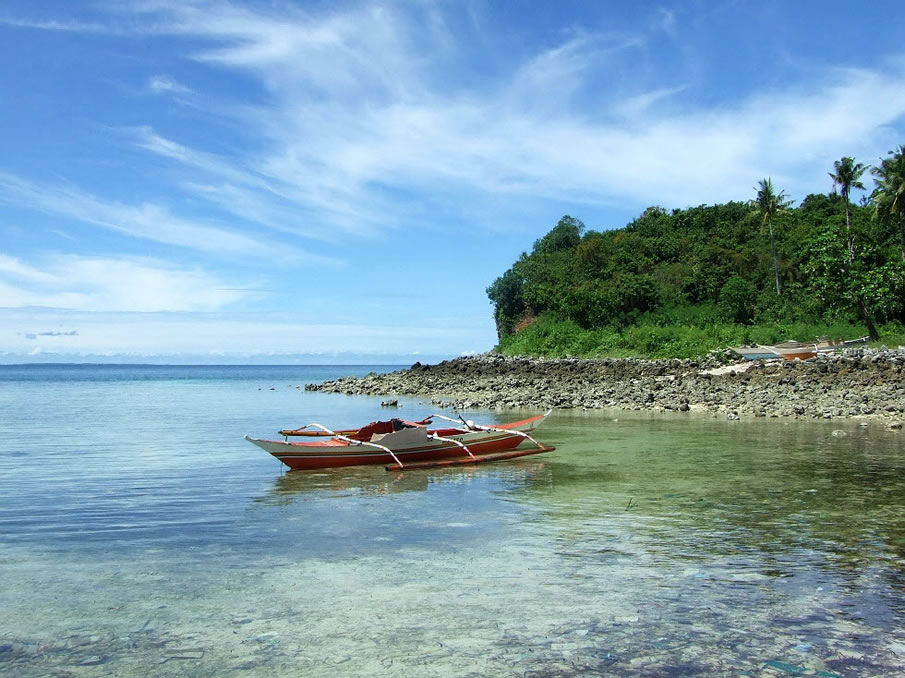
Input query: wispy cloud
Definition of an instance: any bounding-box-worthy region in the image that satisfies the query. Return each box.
[654,8,678,37]
[129,127,367,242]
[0,16,108,33]
[114,2,905,218]
[2,2,901,360]
[9,2,905,224]
[0,253,249,312]
[0,170,321,260]
[615,86,687,118]
[148,74,192,95]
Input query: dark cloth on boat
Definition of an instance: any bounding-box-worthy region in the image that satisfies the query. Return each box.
[349,417,427,441]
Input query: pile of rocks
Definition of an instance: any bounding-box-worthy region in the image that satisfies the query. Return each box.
[306,349,905,420]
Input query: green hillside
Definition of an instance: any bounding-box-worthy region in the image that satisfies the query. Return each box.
[487,151,905,358]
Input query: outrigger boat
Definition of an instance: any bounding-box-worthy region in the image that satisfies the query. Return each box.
[245,411,555,472]
[731,336,869,361]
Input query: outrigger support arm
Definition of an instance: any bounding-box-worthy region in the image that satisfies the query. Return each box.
[427,411,550,451]
[302,423,405,469]
[429,433,477,460]
[282,424,314,436]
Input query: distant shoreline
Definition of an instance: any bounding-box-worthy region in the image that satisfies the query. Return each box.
[307,349,905,423]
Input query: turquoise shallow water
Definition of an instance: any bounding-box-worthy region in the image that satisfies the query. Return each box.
[1,365,904,676]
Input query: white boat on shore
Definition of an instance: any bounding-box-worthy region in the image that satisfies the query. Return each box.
[731,336,869,361]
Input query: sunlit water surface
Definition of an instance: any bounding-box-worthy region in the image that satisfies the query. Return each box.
[1,364,904,677]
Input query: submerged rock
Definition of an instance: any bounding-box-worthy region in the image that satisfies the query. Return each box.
[78,655,106,665]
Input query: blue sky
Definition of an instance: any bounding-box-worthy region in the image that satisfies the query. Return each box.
[1,1,904,363]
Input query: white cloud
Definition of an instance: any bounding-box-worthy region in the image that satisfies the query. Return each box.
[0,16,108,32]
[130,126,372,243]
[654,8,677,36]
[110,2,905,224]
[0,170,328,261]
[148,74,191,94]
[0,254,248,312]
[0,253,57,284]
[615,86,687,119]
[11,3,904,229]
[5,3,900,360]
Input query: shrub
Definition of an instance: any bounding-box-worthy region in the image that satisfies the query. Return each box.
[719,276,756,324]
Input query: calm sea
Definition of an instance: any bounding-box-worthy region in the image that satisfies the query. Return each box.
[1,364,904,676]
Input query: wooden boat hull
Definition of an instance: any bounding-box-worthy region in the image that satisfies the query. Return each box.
[776,349,817,360]
[731,336,869,361]
[766,342,818,360]
[246,413,551,471]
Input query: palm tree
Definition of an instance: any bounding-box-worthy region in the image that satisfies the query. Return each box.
[752,178,792,295]
[871,145,905,262]
[828,156,866,261]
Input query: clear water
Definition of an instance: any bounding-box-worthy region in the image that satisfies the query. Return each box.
[1,365,904,676]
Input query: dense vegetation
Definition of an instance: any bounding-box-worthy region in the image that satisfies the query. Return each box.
[487,148,905,358]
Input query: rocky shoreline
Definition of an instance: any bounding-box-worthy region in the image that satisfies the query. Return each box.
[307,349,905,423]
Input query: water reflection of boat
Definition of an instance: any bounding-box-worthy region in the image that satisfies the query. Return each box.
[260,467,431,505]
[245,411,554,471]
[255,462,550,507]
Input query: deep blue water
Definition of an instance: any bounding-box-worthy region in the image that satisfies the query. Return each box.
[0,363,395,382]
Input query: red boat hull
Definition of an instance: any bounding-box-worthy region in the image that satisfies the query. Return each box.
[274,429,533,470]
[246,413,551,471]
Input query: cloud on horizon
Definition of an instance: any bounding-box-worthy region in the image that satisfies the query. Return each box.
[0,307,480,357]
[22,330,79,339]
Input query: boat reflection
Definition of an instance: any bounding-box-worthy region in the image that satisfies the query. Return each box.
[255,462,551,506]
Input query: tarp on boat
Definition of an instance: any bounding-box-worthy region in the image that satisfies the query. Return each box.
[349,418,426,441]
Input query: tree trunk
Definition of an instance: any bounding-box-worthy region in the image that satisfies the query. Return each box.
[849,195,877,340]
[769,220,781,295]
[900,215,905,263]
[844,196,855,262]
[860,299,879,341]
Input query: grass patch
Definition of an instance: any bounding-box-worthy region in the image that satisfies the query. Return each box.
[494,313,885,359]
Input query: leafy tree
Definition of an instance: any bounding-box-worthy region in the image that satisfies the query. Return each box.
[575,231,614,279]
[858,261,905,324]
[799,192,843,216]
[531,215,584,254]
[487,177,905,356]
[752,178,792,295]
[828,156,867,260]
[801,222,900,338]
[871,145,905,262]
[519,248,576,314]
[719,276,756,324]
[564,275,658,329]
[487,216,584,337]
[486,266,526,338]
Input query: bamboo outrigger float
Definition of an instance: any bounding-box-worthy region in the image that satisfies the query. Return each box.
[245,411,554,472]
